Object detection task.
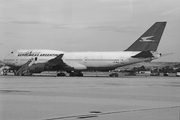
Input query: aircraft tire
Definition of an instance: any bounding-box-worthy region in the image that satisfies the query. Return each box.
[69,72,83,77]
[69,72,76,77]
[77,72,83,77]
[109,73,119,77]
[3,69,7,75]
[57,73,66,77]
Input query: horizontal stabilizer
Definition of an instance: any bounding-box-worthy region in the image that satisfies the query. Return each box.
[132,51,154,58]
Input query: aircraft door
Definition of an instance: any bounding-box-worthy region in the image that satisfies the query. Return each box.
[34,57,38,63]
[35,57,37,61]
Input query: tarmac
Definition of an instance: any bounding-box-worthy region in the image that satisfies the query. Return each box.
[0,75,180,120]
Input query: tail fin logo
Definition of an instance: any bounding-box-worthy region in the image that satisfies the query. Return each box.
[139,36,155,42]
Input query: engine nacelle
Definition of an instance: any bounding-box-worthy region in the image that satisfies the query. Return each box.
[29,63,52,73]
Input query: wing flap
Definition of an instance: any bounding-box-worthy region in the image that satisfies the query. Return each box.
[47,54,87,70]
[65,61,87,70]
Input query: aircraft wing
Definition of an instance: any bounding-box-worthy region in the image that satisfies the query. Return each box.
[47,54,65,66]
[46,54,68,66]
[65,61,87,70]
[46,54,87,70]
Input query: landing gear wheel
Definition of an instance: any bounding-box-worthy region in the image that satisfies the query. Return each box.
[69,72,77,77]
[57,72,66,76]
[77,72,83,77]
[3,69,7,75]
[21,71,33,76]
[109,73,119,77]
[69,72,83,77]
[13,70,17,76]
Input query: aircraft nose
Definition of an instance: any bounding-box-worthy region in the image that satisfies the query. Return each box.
[3,51,15,65]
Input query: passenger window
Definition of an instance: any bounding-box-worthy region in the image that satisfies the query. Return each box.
[35,57,37,61]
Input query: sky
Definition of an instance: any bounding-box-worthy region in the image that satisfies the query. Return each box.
[0,0,180,62]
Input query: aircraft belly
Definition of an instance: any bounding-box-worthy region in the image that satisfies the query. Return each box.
[121,57,152,66]
[84,61,119,69]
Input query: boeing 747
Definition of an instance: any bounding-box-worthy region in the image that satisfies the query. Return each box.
[2,22,167,77]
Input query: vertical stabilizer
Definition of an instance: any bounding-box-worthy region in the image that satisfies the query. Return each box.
[125,22,167,51]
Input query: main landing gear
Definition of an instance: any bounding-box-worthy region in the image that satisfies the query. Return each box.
[109,72,119,77]
[69,71,83,77]
[57,72,66,76]
[56,71,83,77]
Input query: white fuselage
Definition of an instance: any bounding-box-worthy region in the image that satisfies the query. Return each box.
[3,50,63,67]
[63,51,143,70]
[3,49,157,71]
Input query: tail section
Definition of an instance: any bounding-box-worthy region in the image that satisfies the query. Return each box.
[125,22,167,51]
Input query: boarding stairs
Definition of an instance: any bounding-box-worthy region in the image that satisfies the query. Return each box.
[15,58,35,76]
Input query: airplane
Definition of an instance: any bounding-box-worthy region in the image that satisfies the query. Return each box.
[2,22,168,77]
